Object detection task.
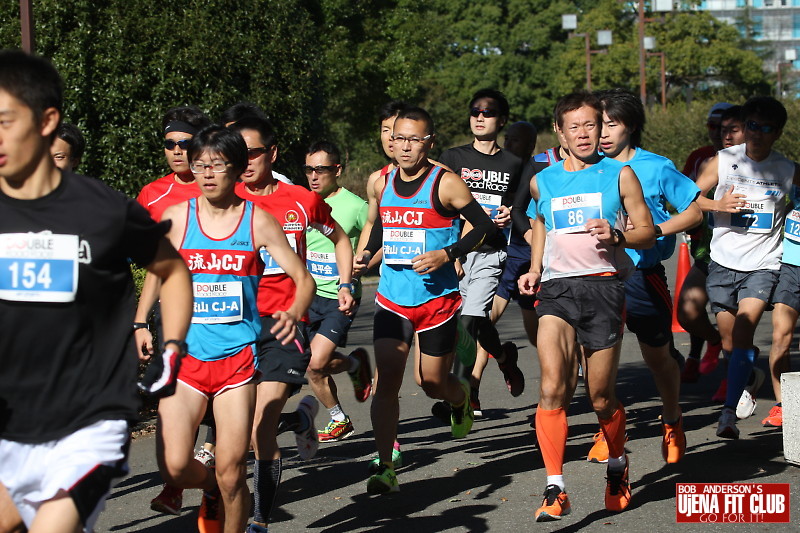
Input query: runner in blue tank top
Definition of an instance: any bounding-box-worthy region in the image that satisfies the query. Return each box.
[155,125,312,533]
[358,106,496,495]
[518,92,655,521]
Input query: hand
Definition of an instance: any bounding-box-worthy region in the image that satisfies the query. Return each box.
[137,343,184,398]
[271,310,299,345]
[135,328,154,361]
[353,251,371,278]
[718,185,747,213]
[493,205,511,228]
[454,258,465,280]
[585,218,615,245]
[338,287,356,315]
[518,271,541,296]
[411,249,449,275]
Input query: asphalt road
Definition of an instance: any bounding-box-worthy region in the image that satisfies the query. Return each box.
[97,255,800,532]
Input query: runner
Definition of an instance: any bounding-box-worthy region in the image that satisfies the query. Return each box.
[220,102,291,184]
[304,141,372,442]
[154,124,310,533]
[51,122,85,172]
[228,116,353,533]
[359,106,496,494]
[591,88,702,465]
[0,50,192,533]
[518,91,655,521]
[694,96,800,439]
[438,88,524,415]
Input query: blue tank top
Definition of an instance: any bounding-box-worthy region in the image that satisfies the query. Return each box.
[377,166,460,306]
[783,185,800,266]
[180,198,261,361]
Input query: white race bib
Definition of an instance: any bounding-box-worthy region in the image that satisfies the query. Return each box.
[0,233,79,303]
[785,210,800,244]
[260,234,298,275]
[192,281,243,324]
[307,250,339,280]
[383,228,426,265]
[551,193,602,234]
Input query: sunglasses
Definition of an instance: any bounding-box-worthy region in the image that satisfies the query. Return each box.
[163,139,191,150]
[746,120,778,134]
[303,165,339,175]
[247,147,269,160]
[470,107,499,118]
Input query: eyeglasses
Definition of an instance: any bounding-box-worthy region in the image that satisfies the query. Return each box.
[303,164,339,175]
[190,161,231,174]
[164,139,191,150]
[390,134,431,145]
[470,107,499,118]
[247,147,269,160]
[746,120,778,134]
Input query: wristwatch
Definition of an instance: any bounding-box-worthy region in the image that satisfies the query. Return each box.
[133,322,149,331]
[654,224,663,237]
[338,283,354,292]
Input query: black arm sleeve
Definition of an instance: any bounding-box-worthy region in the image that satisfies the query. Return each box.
[363,213,383,257]
[447,199,497,258]
[511,160,547,236]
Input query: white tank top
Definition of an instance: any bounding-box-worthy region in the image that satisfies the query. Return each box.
[710,144,794,271]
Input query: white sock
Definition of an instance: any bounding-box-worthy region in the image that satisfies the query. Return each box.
[608,454,626,472]
[347,355,360,374]
[329,404,346,422]
[546,475,565,492]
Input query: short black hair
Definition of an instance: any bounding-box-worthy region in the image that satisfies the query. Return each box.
[395,106,435,136]
[188,125,248,177]
[220,102,268,125]
[228,115,277,149]
[161,106,210,132]
[469,88,510,118]
[742,96,786,129]
[0,50,62,125]
[56,123,86,161]
[597,88,645,148]
[553,91,603,129]
[307,141,342,167]
[720,105,744,123]
[378,100,408,124]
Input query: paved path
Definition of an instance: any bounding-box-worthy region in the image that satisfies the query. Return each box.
[97,258,800,532]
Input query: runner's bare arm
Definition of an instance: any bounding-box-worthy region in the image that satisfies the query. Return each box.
[144,237,192,354]
[658,201,703,236]
[694,155,745,213]
[355,172,387,272]
[325,221,356,314]
[613,166,656,249]
[519,176,543,295]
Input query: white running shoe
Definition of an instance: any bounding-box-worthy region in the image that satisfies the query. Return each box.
[736,367,765,419]
[194,448,215,467]
[295,395,319,460]
[716,407,740,439]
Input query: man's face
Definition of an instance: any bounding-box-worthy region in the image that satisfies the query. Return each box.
[164,130,193,175]
[470,97,505,140]
[557,106,601,161]
[191,150,236,202]
[503,124,536,160]
[305,151,340,197]
[720,118,745,149]
[744,114,782,155]
[0,90,58,184]
[599,111,632,159]
[707,117,723,150]
[392,118,432,172]
[239,128,276,186]
[380,115,397,160]
[51,137,76,172]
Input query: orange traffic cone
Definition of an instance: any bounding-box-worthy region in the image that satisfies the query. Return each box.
[671,237,691,333]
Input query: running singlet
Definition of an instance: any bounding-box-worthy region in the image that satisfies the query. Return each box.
[624,148,700,269]
[180,198,261,361]
[235,181,336,316]
[710,144,794,271]
[306,187,367,299]
[533,147,564,166]
[137,172,201,222]
[377,166,460,306]
[529,157,633,282]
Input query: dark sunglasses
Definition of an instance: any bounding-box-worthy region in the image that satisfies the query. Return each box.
[470,107,499,118]
[163,139,191,150]
[247,147,269,160]
[746,120,777,134]
[303,165,339,175]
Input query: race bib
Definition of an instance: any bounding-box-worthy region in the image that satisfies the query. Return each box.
[730,197,775,233]
[192,281,243,324]
[0,233,79,303]
[472,192,503,218]
[785,210,800,244]
[383,228,426,265]
[307,250,339,280]
[260,234,298,275]
[551,193,602,234]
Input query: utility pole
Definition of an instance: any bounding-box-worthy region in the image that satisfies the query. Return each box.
[20,0,35,53]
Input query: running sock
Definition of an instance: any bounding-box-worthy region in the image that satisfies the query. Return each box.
[253,458,282,525]
[535,407,568,476]
[598,404,627,459]
[546,475,565,492]
[689,334,704,359]
[347,354,360,374]
[725,348,756,409]
[608,454,626,472]
[461,315,504,364]
[204,425,216,445]
[329,404,346,422]
[278,412,301,434]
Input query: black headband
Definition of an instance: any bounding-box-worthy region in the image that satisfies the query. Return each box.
[164,120,198,136]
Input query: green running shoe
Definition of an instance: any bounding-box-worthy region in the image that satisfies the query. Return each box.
[451,379,474,438]
[367,463,399,494]
[368,447,403,474]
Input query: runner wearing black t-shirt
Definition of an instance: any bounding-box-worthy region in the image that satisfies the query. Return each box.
[0,50,192,533]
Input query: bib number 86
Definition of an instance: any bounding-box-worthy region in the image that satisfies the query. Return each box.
[568,209,584,226]
[8,261,53,289]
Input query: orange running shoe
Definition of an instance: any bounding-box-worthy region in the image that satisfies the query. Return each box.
[605,457,632,512]
[197,484,222,533]
[661,417,686,464]
[534,484,571,522]
[762,405,783,427]
[587,431,609,463]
